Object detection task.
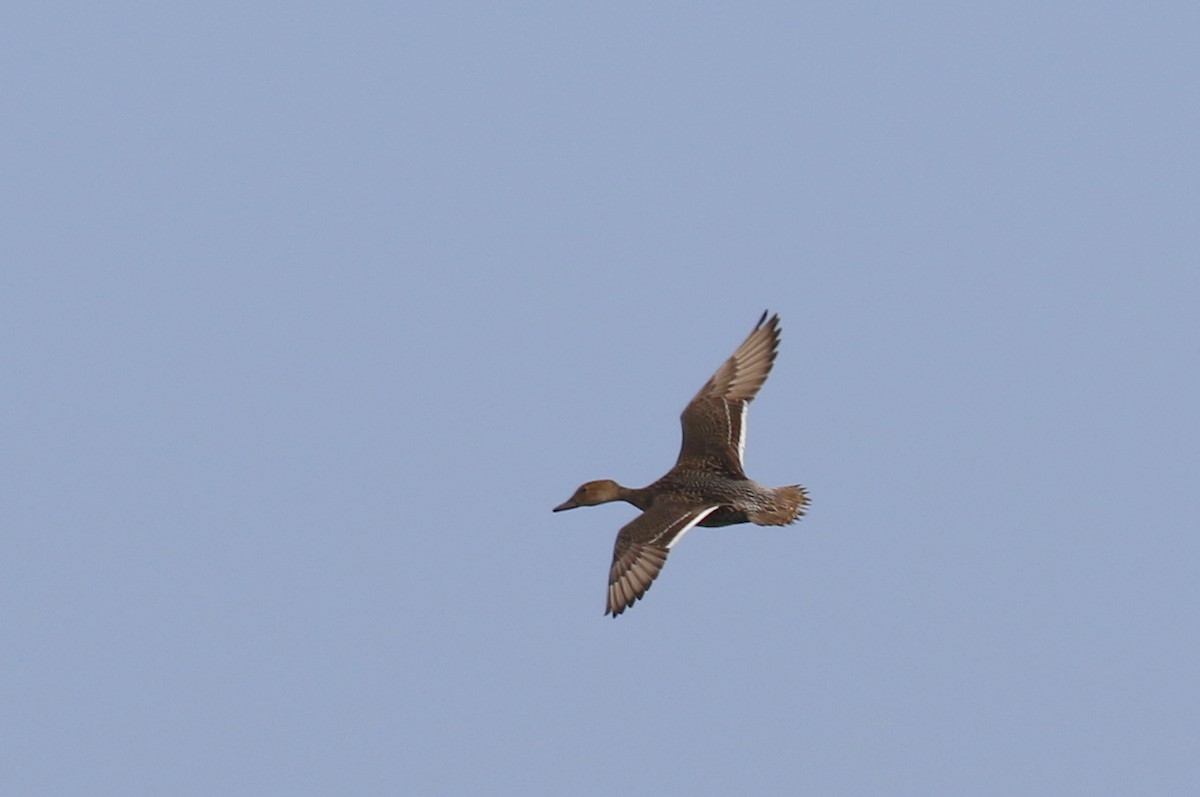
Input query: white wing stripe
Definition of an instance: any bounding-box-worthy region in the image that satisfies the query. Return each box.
[663,506,719,549]
[736,402,747,466]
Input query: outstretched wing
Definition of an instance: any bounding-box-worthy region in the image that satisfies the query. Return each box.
[676,311,781,475]
[606,503,719,617]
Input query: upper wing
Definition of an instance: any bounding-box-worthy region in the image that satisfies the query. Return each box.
[606,503,719,617]
[676,312,781,474]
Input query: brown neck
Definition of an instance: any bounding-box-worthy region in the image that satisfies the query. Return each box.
[617,484,653,511]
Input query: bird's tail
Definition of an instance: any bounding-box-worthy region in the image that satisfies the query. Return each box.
[751,485,810,526]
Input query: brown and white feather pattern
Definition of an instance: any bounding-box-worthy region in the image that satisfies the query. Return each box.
[606,504,719,617]
[677,312,781,474]
[553,310,806,619]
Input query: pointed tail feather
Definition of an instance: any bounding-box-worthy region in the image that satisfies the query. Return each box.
[751,485,810,525]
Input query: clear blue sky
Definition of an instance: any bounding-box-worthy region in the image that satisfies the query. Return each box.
[4,4,1198,795]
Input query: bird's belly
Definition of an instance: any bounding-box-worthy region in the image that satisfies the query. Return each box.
[700,506,749,527]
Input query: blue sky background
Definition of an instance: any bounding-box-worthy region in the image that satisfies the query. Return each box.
[4,4,1198,795]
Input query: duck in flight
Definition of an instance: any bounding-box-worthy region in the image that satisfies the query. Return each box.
[554,311,809,617]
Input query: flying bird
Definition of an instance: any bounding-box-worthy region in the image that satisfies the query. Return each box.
[554,311,809,617]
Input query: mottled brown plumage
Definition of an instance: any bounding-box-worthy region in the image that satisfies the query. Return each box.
[554,311,810,617]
